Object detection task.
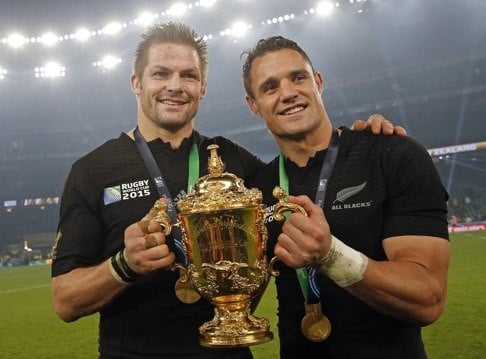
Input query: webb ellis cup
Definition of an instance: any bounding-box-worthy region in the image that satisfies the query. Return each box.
[151,144,289,347]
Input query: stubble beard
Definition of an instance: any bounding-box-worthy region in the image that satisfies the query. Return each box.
[151,107,194,133]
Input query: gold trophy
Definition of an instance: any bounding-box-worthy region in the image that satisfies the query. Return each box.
[152,144,279,347]
[151,144,327,347]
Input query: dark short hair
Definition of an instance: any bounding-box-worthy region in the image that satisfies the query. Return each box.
[133,22,208,82]
[241,36,315,99]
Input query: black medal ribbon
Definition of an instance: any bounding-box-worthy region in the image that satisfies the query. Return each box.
[133,127,189,265]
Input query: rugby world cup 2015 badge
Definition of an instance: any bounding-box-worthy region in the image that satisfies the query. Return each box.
[103,179,152,205]
[104,185,122,205]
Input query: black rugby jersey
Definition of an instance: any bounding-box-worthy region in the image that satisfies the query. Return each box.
[248,127,448,359]
[53,131,262,359]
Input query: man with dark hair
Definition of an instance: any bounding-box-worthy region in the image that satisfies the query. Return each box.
[243,36,450,359]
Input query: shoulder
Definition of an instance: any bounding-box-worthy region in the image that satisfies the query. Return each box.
[340,127,430,160]
[68,133,138,183]
[73,133,134,168]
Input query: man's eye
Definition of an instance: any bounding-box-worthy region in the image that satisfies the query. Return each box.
[183,73,198,80]
[295,74,306,82]
[263,84,277,93]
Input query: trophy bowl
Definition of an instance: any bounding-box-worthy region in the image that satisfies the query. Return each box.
[159,144,275,347]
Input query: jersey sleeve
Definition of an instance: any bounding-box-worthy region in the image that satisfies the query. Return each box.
[51,159,105,276]
[381,136,449,240]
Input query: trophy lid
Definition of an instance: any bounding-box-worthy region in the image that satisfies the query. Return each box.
[176,144,262,213]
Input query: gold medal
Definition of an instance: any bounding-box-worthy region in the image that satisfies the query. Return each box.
[175,276,201,304]
[301,302,331,342]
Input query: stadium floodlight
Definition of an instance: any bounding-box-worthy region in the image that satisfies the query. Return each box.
[167,2,188,17]
[201,34,213,42]
[316,1,335,16]
[93,55,122,71]
[40,32,59,47]
[0,67,7,80]
[73,28,92,42]
[34,62,66,78]
[223,21,251,38]
[7,33,28,48]
[199,0,218,7]
[135,12,156,26]
[102,21,123,35]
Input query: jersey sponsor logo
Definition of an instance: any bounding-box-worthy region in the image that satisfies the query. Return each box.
[262,181,372,221]
[103,179,151,205]
[331,181,372,211]
[333,182,367,203]
[332,201,372,210]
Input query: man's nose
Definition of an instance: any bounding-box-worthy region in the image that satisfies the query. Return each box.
[280,79,298,102]
[167,74,182,92]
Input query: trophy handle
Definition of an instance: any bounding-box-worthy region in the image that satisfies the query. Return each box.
[272,186,308,221]
[151,203,173,236]
[149,200,187,271]
[268,186,309,277]
[155,221,188,273]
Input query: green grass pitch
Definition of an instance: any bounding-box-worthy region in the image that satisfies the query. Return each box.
[1,231,485,358]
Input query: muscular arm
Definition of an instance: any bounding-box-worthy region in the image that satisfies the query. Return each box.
[51,262,127,322]
[52,217,174,322]
[275,195,450,326]
[345,235,450,325]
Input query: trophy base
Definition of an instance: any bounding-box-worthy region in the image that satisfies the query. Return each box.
[200,330,273,348]
[199,294,274,348]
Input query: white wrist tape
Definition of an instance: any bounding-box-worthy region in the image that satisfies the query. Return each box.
[314,235,368,287]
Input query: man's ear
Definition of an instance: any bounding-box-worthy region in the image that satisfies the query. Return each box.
[315,71,324,95]
[200,83,208,99]
[245,95,261,116]
[131,74,141,96]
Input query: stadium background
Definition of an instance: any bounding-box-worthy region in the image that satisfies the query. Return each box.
[0,1,485,358]
[0,0,486,263]
[0,1,484,277]
[0,0,486,264]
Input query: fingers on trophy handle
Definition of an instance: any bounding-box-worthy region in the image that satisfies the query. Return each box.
[272,186,307,222]
[269,186,307,277]
[149,198,173,236]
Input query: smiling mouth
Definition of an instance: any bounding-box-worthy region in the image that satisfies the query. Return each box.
[281,105,305,115]
[159,99,186,106]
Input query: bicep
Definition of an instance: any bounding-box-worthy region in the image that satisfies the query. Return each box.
[383,235,450,286]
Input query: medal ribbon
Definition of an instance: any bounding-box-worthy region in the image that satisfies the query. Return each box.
[134,126,199,266]
[278,129,339,303]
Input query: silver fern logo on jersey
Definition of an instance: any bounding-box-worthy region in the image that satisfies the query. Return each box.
[331,181,372,210]
[104,179,151,205]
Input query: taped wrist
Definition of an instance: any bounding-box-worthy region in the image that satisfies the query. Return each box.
[108,249,140,284]
[313,235,368,287]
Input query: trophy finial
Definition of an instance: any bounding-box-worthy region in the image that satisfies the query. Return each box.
[207,144,224,176]
[178,144,262,212]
